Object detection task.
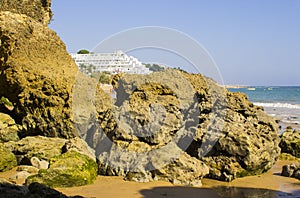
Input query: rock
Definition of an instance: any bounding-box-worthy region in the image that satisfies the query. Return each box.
[201,156,253,182]
[280,128,300,157]
[17,166,39,174]
[30,157,49,170]
[151,153,209,186]
[281,163,300,179]
[0,112,19,143]
[84,69,280,183]
[92,70,211,185]
[0,144,17,172]
[0,0,53,25]
[26,151,98,187]
[0,180,29,198]
[62,137,96,161]
[4,136,66,164]
[0,11,79,138]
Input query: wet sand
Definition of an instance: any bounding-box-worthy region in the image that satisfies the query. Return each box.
[56,160,300,198]
[1,160,300,197]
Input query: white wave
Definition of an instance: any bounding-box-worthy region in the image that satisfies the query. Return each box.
[254,102,300,109]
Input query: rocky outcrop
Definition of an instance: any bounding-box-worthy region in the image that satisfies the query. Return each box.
[0,144,17,172]
[77,69,280,184]
[280,128,300,157]
[281,163,300,180]
[26,151,98,187]
[0,11,79,138]
[0,112,19,142]
[0,0,53,25]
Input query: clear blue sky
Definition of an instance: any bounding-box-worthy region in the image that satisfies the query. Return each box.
[49,0,300,86]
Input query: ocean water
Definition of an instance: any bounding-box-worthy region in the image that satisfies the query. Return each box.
[228,86,300,133]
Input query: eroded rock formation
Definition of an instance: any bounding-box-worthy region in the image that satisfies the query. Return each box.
[0,0,53,25]
[78,69,280,184]
[0,11,79,138]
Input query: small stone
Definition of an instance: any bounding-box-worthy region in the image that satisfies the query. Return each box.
[30,157,49,169]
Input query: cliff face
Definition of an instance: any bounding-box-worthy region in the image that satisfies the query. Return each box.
[0,0,52,25]
[0,11,79,138]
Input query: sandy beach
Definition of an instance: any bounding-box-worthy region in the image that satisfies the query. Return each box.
[1,159,299,197]
[46,160,300,198]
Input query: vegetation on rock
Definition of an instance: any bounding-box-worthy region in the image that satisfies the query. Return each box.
[26,151,98,187]
[4,136,66,164]
[0,144,17,172]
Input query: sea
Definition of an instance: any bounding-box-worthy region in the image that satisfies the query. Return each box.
[228,86,300,133]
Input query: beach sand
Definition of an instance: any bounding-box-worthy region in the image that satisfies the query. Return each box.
[56,160,300,198]
[1,160,300,197]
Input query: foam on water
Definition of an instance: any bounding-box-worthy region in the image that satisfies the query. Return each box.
[254,102,300,109]
[229,86,300,132]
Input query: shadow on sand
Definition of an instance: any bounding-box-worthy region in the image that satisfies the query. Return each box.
[0,182,83,198]
[140,186,300,198]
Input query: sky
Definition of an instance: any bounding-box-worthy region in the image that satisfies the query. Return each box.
[49,0,300,86]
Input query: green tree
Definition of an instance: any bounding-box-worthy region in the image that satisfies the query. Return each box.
[77,49,90,54]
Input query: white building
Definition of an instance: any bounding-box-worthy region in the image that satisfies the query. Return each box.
[70,50,151,75]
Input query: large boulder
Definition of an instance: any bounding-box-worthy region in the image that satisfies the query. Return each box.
[26,151,98,188]
[0,112,19,142]
[0,11,79,138]
[90,70,211,186]
[0,144,17,172]
[82,69,280,183]
[0,0,53,25]
[280,128,300,157]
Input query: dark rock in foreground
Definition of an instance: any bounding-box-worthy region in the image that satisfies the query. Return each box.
[282,163,300,180]
[0,179,83,198]
[280,128,300,158]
